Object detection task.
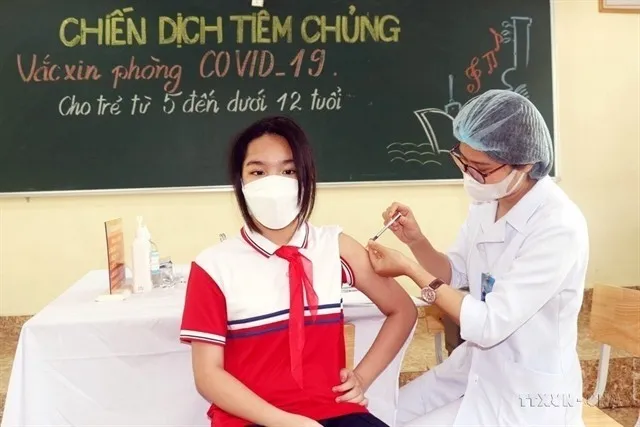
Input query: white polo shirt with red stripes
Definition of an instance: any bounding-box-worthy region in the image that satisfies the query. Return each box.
[180,222,368,427]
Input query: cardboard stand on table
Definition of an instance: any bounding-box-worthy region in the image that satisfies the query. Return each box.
[97,218,131,302]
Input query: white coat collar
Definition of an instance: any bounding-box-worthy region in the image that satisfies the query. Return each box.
[476,176,553,243]
[503,176,553,232]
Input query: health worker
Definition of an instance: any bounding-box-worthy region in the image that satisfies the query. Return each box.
[366,90,589,426]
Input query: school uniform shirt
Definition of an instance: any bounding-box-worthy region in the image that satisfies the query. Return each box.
[180,223,368,427]
[397,176,589,426]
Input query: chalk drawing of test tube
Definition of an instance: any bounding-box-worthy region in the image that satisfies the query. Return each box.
[444,74,462,118]
[501,16,533,98]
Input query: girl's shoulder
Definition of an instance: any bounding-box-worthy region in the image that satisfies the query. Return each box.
[305,223,345,248]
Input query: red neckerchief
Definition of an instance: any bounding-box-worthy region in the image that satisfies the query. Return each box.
[274,245,318,388]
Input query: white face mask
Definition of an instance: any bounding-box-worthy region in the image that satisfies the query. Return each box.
[463,169,525,203]
[242,175,301,230]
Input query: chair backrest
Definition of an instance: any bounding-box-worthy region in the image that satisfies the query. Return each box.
[589,284,640,356]
[344,323,355,369]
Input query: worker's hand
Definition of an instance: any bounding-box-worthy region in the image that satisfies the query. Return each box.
[366,240,414,278]
[382,202,424,246]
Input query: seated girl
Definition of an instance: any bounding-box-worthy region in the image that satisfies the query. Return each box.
[180,116,417,427]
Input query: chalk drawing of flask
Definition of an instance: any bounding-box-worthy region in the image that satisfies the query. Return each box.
[501,16,533,98]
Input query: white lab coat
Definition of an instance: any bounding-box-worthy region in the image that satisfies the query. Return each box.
[398,177,589,426]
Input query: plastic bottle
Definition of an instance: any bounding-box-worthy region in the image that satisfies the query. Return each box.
[149,238,162,288]
[132,216,153,293]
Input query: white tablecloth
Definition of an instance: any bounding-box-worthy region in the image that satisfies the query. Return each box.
[2,269,417,427]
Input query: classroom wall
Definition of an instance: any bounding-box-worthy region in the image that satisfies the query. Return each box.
[0,0,639,316]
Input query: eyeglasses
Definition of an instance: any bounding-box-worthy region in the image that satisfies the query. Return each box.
[449,144,507,184]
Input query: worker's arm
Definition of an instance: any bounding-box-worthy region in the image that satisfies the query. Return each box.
[407,222,585,348]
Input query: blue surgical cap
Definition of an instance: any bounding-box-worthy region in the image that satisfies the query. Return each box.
[452,89,553,179]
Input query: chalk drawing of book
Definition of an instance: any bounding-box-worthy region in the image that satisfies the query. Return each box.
[387,75,460,167]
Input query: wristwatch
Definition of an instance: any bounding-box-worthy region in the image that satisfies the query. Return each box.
[420,278,445,305]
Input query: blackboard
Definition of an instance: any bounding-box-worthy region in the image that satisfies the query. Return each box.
[0,0,555,194]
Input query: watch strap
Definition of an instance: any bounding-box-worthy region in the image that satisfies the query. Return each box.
[428,278,444,291]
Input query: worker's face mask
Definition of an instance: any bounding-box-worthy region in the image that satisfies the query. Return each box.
[242,175,300,230]
[463,169,525,203]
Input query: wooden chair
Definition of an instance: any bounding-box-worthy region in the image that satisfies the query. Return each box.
[587,284,640,427]
[345,323,355,369]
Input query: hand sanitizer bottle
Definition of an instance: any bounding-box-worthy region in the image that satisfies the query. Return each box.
[149,239,162,288]
[132,216,153,293]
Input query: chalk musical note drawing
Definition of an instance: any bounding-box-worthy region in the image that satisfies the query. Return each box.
[500,16,533,98]
[387,75,459,167]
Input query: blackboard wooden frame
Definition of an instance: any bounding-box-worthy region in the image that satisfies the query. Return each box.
[0,0,560,198]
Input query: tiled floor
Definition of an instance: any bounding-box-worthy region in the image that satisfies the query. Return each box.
[1,292,639,426]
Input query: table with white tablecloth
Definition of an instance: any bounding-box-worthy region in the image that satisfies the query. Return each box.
[2,268,419,427]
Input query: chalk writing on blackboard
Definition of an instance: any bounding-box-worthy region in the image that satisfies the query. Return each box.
[387,15,535,168]
[14,6,400,117]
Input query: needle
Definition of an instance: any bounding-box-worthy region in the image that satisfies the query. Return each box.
[371,212,402,241]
